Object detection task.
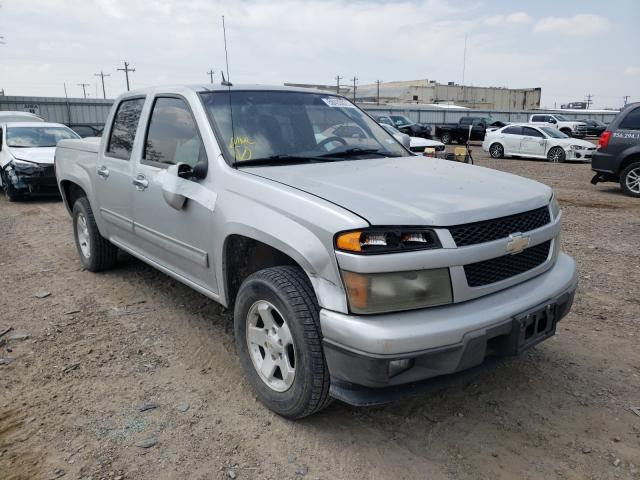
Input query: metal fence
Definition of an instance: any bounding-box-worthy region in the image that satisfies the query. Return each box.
[0,95,620,129]
[0,96,112,127]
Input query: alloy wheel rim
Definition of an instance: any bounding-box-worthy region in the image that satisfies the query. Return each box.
[490,145,502,158]
[626,167,640,193]
[246,300,296,392]
[76,213,91,258]
[549,149,562,162]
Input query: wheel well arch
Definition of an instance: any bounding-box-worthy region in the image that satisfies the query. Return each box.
[60,180,87,213]
[223,234,304,308]
[559,127,572,134]
[619,153,640,174]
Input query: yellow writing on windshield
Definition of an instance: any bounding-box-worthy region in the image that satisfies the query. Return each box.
[229,136,255,161]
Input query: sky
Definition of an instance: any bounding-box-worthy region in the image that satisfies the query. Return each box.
[0,0,638,109]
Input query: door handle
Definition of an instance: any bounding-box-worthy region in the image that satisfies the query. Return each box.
[132,174,149,191]
[97,166,110,179]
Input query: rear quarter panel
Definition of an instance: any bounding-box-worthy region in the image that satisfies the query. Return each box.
[55,140,100,217]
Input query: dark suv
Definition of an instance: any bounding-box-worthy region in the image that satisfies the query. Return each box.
[591,103,640,197]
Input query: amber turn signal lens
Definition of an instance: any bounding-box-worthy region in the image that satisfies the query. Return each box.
[341,271,369,311]
[336,231,362,252]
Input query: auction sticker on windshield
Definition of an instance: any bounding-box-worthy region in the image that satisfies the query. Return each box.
[322,97,356,108]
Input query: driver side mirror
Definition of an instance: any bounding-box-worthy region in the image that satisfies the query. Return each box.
[548,118,557,124]
[177,161,207,180]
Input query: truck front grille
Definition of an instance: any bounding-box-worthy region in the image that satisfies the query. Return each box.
[449,207,550,247]
[464,240,551,287]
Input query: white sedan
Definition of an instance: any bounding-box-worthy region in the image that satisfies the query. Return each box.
[482,123,596,162]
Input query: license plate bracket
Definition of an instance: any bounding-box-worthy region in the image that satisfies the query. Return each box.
[513,303,557,354]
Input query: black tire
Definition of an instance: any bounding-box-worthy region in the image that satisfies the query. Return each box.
[2,173,23,202]
[620,161,640,198]
[456,138,465,145]
[234,266,332,419]
[560,128,572,137]
[547,147,566,163]
[440,132,452,144]
[489,143,504,159]
[72,196,118,271]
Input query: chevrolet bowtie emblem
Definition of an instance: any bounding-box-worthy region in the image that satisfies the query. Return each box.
[506,233,530,254]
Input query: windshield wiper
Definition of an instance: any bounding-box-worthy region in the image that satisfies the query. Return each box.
[234,154,342,167]
[318,147,402,158]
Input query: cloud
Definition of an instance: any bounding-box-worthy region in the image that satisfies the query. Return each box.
[625,67,640,76]
[533,14,611,36]
[484,12,531,26]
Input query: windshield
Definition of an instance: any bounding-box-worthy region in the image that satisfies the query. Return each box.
[554,114,569,121]
[390,115,412,126]
[7,126,79,147]
[201,91,409,165]
[541,127,569,139]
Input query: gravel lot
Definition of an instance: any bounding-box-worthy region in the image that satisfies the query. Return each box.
[1,141,639,480]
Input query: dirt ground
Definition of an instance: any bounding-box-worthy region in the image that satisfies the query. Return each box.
[1,142,639,480]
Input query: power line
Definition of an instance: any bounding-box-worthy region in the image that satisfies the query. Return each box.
[94,71,111,99]
[117,61,135,91]
[350,76,358,102]
[207,69,215,84]
[77,83,90,99]
[585,93,593,109]
[375,79,382,105]
[335,75,343,95]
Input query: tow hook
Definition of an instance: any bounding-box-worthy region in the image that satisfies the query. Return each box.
[591,173,604,185]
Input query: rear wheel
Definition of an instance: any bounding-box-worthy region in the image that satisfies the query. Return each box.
[620,161,640,198]
[440,132,452,144]
[489,143,504,159]
[560,128,572,137]
[234,266,332,419]
[72,197,118,271]
[547,147,566,163]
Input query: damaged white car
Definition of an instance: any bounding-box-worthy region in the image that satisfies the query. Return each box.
[0,122,79,201]
[483,124,596,163]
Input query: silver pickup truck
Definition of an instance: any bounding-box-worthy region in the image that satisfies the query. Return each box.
[55,85,578,419]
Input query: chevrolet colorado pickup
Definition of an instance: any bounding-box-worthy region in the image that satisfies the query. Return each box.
[55,85,578,419]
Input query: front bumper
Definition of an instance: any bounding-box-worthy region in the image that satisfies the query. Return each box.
[321,252,577,404]
[566,148,596,161]
[3,161,59,195]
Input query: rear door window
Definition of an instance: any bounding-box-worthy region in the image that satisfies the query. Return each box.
[106,97,145,160]
[503,126,523,135]
[619,108,640,130]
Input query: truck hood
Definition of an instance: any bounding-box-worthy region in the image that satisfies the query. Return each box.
[244,157,552,226]
[8,147,56,165]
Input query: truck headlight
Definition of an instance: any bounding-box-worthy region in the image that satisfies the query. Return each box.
[336,228,441,254]
[549,194,561,220]
[341,268,453,314]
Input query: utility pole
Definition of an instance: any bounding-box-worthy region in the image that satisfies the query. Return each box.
[94,71,111,99]
[350,76,358,102]
[77,83,90,99]
[117,60,135,91]
[335,75,343,94]
[375,80,382,105]
[207,69,215,83]
[462,34,468,102]
[585,93,593,109]
[623,95,630,107]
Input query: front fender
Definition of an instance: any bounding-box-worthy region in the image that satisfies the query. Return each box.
[214,189,360,313]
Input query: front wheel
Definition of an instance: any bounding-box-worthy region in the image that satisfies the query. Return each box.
[440,132,452,144]
[489,143,504,159]
[234,266,332,419]
[2,173,23,202]
[72,197,119,271]
[547,147,566,163]
[620,161,640,198]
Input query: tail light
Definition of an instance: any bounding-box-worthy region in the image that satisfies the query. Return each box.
[598,131,612,149]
